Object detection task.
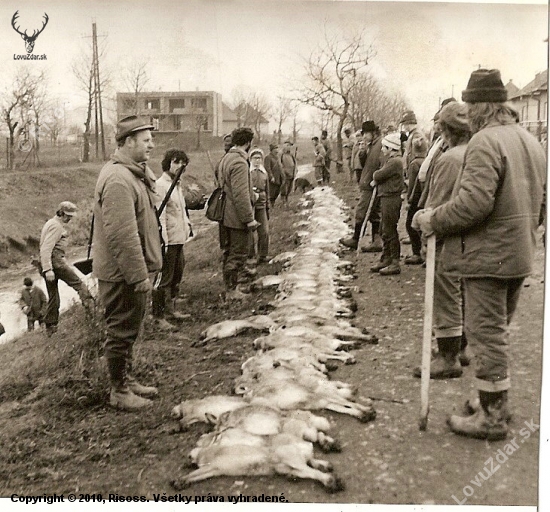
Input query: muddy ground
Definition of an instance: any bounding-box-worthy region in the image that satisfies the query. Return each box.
[0,170,543,505]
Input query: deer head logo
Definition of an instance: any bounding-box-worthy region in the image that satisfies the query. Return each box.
[11,11,49,54]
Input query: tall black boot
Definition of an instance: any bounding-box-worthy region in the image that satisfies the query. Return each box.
[448,390,508,440]
[340,223,362,249]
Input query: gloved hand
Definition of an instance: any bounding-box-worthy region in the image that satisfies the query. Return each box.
[412,208,434,236]
[45,270,55,282]
[23,306,30,315]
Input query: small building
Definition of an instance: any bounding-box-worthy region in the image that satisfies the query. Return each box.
[116,91,224,137]
[508,70,548,140]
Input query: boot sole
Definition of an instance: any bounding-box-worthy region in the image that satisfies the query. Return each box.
[447,422,508,441]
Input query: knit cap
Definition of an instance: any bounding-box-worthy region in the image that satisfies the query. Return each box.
[382,132,402,151]
[462,69,507,103]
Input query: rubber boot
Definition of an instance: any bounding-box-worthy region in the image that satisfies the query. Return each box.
[379,259,401,276]
[459,332,471,367]
[413,336,463,379]
[108,357,152,410]
[370,258,392,273]
[164,296,191,322]
[340,223,361,250]
[151,288,166,318]
[362,222,383,253]
[225,271,249,301]
[125,355,158,398]
[447,390,509,440]
[464,393,512,423]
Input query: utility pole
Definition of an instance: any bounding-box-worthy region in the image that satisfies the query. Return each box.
[92,22,106,160]
[84,20,107,161]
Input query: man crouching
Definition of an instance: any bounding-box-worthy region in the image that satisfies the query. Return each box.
[93,116,163,411]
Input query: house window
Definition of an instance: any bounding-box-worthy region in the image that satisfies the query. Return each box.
[145,99,160,110]
[191,98,207,110]
[122,99,135,111]
[169,99,186,113]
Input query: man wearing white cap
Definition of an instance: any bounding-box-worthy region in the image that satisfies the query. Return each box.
[39,201,93,336]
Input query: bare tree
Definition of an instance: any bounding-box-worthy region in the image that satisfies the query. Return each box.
[230,87,271,140]
[71,40,111,162]
[72,55,95,162]
[247,92,271,141]
[28,76,49,154]
[189,105,208,149]
[43,100,65,145]
[122,59,150,115]
[348,71,409,131]
[298,27,376,173]
[273,96,294,144]
[0,67,45,169]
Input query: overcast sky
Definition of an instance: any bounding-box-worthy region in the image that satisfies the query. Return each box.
[0,0,547,131]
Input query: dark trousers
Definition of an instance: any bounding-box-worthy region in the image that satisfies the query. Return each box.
[269,183,281,206]
[223,227,249,289]
[248,208,269,260]
[323,162,331,184]
[280,177,294,200]
[43,261,90,327]
[355,189,381,240]
[379,195,402,262]
[405,202,422,256]
[27,315,45,331]
[218,223,229,252]
[98,280,148,360]
[152,244,185,317]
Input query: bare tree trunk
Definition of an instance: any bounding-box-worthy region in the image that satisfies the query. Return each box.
[8,127,16,170]
[82,66,94,163]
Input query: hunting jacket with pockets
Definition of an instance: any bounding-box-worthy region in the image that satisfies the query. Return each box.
[220,147,255,229]
[431,121,547,278]
[92,150,162,284]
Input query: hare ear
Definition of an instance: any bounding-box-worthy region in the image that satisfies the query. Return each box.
[204,412,217,425]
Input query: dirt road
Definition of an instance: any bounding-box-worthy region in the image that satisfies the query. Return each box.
[0,171,542,506]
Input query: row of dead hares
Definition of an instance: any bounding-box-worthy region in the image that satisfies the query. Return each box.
[171,188,377,493]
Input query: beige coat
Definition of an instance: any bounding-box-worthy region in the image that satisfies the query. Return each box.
[431,121,546,278]
[92,150,163,284]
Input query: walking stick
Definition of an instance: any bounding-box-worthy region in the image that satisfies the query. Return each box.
[419,234,436,431]
[356,186,377,255]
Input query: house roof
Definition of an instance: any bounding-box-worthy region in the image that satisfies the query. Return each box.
[505,80,520,97]
[509,70,548,100]
[222,102,238,122]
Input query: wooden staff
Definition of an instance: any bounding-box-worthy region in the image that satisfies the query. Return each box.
[356,186,377,255]
[419,234,436,430]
